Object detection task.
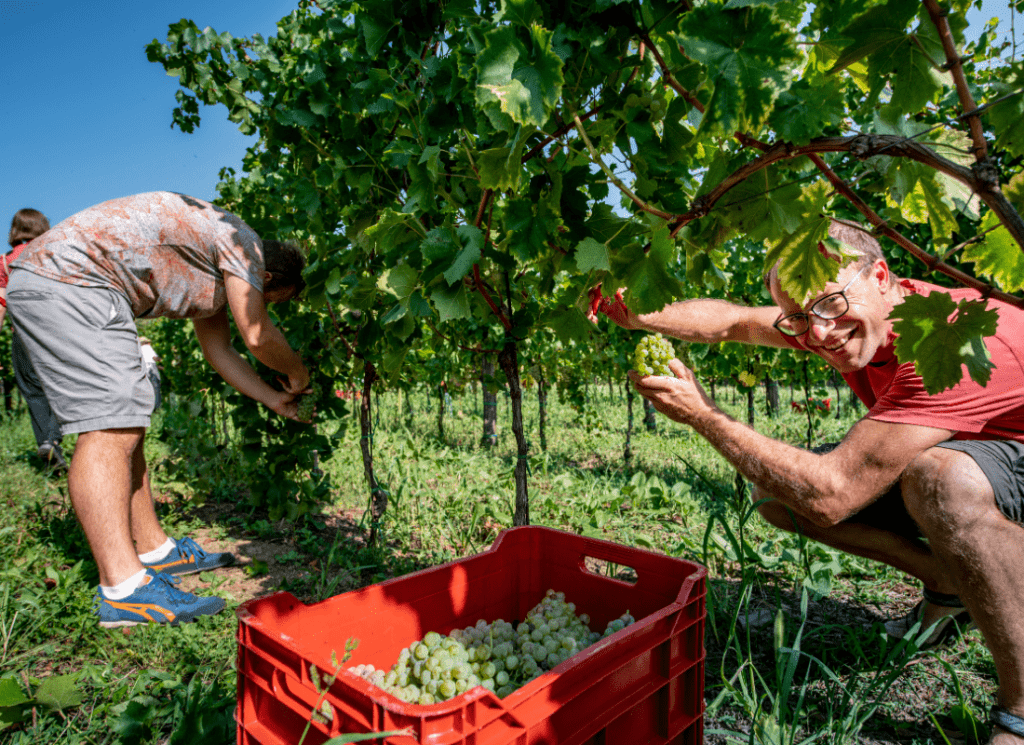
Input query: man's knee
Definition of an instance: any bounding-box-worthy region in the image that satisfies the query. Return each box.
[901,447,994,536]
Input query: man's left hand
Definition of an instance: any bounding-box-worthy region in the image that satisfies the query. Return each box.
[627,358,716,426]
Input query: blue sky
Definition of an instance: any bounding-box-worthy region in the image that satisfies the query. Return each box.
[0,1,1016,237]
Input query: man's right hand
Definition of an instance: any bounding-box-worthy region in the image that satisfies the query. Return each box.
[268,388,312,421]
[587,285,641,329]
[278,369,311,395]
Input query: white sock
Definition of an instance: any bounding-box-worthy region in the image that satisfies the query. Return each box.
[100,568,149,600]
[138,537,177,563]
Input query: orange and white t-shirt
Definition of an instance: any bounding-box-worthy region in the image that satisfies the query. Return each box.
[11,191,264,319]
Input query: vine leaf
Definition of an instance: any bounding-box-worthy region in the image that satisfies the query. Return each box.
[763,182,851,303]
[431,284,472,322]
[575,237,610,273]
[676,6,797,137]
[443,226,485,285]
[475,25,563,128]
[618,220,683,314]
[962,211,1024,293]
[890,293,998,394]
[829,0,945,113]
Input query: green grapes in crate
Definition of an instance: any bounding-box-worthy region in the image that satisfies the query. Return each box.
[633,333,676,377]
[296,382,321,421]
[349,589,635,703]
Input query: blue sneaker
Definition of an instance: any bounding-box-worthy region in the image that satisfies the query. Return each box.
[94,570,226,628]
[141,536,235,576]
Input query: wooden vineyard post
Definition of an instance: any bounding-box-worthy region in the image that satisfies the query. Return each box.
[537,366,548,453]
[436,383,445,440]
[498,339,529,527]
[481,353,498,448]
[625,383,634,467]
[359,362,386,547]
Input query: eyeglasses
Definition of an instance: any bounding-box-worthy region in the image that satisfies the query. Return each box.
[773,265,868,337]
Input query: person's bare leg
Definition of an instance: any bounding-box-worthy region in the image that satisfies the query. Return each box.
[755,493,955,591]
[902,448,1024,744]
[67,428,146,587]
[128,431,168,555]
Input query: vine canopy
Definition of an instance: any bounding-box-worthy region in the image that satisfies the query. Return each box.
[147,0,1024,393]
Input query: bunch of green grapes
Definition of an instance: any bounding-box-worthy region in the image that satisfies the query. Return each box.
[633,333,676,377]
[349,590,636,703]
[296,382,321,421]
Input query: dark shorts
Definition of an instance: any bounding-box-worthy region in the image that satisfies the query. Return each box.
[814,440,1024,538]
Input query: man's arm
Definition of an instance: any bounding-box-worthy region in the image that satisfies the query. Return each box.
[192,309,304,420]
[634,359,954,526]
[597,293,792,348]
[224,274,308,392]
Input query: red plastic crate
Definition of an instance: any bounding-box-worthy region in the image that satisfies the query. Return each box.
[235,525,706,745]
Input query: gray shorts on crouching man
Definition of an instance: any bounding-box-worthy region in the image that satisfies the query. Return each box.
[7,269,153,435]
[813,439,1024,538]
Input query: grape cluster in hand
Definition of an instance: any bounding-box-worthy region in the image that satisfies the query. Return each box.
[349,589,635,703]
[633,334,676,377]
[296,383,320,421]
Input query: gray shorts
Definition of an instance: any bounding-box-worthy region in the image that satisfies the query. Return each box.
[7,270,153,435]
[815,439,1024,537]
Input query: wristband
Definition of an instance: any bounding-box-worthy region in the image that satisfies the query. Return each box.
[0,296,6,308]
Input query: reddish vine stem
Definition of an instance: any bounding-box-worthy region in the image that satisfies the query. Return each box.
[626,42,646,85]
[473,264,512,329]
[474,188,492,228]
[921,0,988,159]
[639,31,705,112]
[324,301,359,359]
[808,153,1024,308]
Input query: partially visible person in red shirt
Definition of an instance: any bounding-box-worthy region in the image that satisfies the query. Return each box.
[594,220,1024,742]
[3,209,67,471]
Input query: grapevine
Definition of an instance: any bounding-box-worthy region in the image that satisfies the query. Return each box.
[633,334,676,377]
[349,589,635,703]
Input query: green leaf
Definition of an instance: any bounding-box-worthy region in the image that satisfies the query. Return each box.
[768,78,846,144]
[575,237,610,273]
[545,307,593,343]
[497,0,541,26]
[829,1,944,113]
[444,226,484,285]
[890,292,999,393]
[34,674,84,712]
[618,221,684,314]
[476,147,522,191]
[294,179,321,216]
[962,211,1024,293]
[377,265,419,300]
[763,182,851,302]
[431,284,472,322]
[677,6,798,136]
[0,679,29,708]
[475,25,563,127]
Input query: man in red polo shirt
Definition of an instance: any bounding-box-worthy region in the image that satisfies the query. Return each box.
[594,221,1024,742]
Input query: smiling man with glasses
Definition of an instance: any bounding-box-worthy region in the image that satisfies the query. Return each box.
[592,220,1024,742]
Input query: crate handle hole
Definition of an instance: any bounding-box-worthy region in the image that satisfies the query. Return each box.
[581,555,638,585]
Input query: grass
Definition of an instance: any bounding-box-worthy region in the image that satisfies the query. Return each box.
[0,380,1002,744]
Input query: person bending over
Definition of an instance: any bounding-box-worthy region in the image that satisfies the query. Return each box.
[8,191,311,628]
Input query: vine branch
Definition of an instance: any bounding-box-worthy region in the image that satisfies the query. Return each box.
[572,113,675,220]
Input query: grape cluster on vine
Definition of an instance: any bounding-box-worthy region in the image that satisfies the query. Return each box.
[348,589,635,704]
[633,333,676,377]
[296,382,321,421]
